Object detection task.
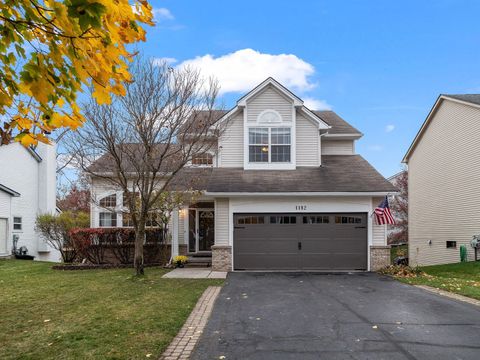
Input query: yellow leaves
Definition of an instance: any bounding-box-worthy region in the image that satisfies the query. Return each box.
[16,133,37,147]
[29,77,54,105]
[92,86,112,105]
[1,0,153,146]
[14,116,33,130]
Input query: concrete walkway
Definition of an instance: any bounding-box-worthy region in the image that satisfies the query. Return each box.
[162,268,227,279]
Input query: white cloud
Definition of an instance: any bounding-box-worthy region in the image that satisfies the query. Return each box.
[153,8,174,21]
[385,124,395,133]
[175,48,316,95]
[368,145,383,152]
[303,97,332,110]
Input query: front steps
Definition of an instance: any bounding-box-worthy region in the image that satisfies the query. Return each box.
[186,255,212,268]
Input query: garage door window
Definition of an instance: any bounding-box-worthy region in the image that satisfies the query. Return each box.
[270,216,296,224]
[303,216,329,224]
[335,216,363,224]
[237,216,265,225]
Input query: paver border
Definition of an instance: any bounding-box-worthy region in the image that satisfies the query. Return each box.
[416,284,480,307]
[159,286,222,360]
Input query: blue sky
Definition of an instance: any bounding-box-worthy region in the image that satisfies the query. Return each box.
[139,0,480,177]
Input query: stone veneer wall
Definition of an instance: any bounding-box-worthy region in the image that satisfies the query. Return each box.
[211,245,232,271]
[179,244,187,256]
[370,246,391,271]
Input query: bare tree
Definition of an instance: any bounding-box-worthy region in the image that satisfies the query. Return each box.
[67,57,223,275]
[388,170,408,244]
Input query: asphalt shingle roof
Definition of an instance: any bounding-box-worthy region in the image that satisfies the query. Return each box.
[177,155,396,193]
[444,94,480,106]
[313,111,362,135]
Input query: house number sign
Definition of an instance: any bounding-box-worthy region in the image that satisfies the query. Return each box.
[296,205,307,210]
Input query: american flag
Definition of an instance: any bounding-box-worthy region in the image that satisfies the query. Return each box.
[374,196,395,225]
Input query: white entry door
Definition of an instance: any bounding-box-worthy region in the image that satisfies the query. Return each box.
[0,218,7,254]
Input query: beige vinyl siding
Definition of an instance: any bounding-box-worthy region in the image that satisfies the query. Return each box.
[321,140,355,155]
[408,99,480,266]
[372,197,387,246]
[246,86,293,123]
[214,198,229,246]
[219,113,243,167]
[296,113,320,166]
[178,210,185,245]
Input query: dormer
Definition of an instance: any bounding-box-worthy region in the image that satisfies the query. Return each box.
[216,78,362,170]
[238,78,329,170]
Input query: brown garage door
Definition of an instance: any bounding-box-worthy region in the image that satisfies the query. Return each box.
[233,213,367,270]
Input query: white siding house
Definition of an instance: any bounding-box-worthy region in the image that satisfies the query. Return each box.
[0,142,59,261]
[89,78,396,271]
[404,95,480,266]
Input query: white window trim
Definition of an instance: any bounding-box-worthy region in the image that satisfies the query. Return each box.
[245,125,296,170]
[12,216,22,232]
[247,127,292,165]
[98,211,117,228]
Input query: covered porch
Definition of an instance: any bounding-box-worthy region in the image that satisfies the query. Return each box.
[171,199,228,270]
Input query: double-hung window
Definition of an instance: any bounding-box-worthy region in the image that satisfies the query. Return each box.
[99,212,117,227]
[248,127,291,163]
[13,217,22,231]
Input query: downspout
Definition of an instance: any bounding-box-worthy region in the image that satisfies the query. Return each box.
[318,129,329,167]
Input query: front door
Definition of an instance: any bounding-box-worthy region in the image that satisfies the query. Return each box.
[0,218,7,254]
[188,209,215,253]
[198,210,215,251]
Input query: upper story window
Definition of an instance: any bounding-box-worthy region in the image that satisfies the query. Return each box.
[99,194,116,208]
[192,153,213,166]
[248,127,291,163]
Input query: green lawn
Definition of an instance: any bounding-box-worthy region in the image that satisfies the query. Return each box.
[397,261,480,300]
[0,260,223,360]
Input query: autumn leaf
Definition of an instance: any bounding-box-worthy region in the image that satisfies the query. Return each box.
[0,0,153,146]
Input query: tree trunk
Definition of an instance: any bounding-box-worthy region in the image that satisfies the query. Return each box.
[134,221,146,275]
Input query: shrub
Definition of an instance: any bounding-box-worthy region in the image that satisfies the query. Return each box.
[70,228,166,265]
[36,211,90,262]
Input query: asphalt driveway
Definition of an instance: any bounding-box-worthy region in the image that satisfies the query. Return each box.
[191,272,480,360]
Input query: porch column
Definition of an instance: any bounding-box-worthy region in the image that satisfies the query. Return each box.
[171,208,179,260]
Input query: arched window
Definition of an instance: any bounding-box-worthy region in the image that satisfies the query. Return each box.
[99,194,116,208]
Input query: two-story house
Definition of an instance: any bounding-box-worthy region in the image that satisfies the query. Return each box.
[403,94,480,266]
[90,78,396,271]
[0,142,59,261]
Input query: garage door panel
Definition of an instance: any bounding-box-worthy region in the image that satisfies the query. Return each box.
[301,239,365,253]
[235,238,297,253]
[235,254,299,270]
[233,213,367,270]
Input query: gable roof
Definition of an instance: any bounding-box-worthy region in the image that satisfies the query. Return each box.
[0,183,20,197]
[219,77,330,130]
[88,143,182,173]
[314,111,362,136]
[444,94,480,106]
[237,77,304,107]
[403,94,480,162]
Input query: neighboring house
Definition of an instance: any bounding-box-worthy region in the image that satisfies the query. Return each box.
[89,78,396,271]
[0,142,59,261]
[403,94,480,266]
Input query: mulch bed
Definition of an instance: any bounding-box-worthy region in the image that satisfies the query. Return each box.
[52,263,170,271]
